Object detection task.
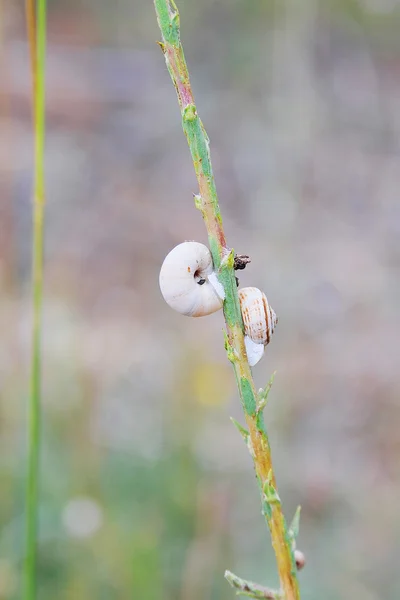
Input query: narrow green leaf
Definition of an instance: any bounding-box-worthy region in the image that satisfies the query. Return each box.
[230,417,249,443]
[259,371,277,401]
[241,378,257,416]
[288,505,302,541]
[220,248,235,271]
[263,470,281,506]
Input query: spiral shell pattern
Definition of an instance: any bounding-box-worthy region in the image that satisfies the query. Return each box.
[159,242,224,317]
[239,286,277,346]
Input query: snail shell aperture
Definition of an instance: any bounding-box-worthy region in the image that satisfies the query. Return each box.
[238,286,278,366]
[159,242,224,317]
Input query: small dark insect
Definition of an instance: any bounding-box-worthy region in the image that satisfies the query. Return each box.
[234,254,251,271]
[197,278,206,285]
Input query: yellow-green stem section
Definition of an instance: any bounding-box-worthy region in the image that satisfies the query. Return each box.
[25,1,46,599]
[154,1,300,598]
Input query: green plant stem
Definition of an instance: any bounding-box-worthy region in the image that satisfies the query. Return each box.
[153,2,300,599]
[24,1,47,599]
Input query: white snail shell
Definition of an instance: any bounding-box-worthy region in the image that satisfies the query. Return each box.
[159,242,224,317]
[238,286,278,366]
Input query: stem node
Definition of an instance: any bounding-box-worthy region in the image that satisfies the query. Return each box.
[183,103,197,121]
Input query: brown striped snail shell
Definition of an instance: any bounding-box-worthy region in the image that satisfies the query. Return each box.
[238,287,278,366]
[159,242,224,317]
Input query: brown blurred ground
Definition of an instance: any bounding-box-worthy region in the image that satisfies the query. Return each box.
[1,0,400,599]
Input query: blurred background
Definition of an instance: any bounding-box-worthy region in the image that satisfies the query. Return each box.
[1,0,400,598]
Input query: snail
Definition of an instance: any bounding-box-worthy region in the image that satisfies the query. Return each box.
[159,243,277,366]
[159,241,225,317]
[238,287,278,366]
